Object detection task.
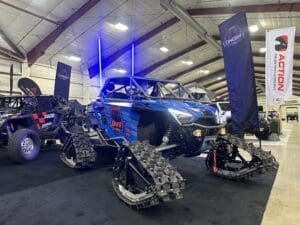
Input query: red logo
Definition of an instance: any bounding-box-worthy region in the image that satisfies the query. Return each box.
[277,54,285,92]
[110,107,124,134]
[275,35,288,52]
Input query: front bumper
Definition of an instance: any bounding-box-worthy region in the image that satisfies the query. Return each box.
[180,122,226,156]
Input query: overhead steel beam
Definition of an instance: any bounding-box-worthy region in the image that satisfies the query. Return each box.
[255,71,300,80]
[27,0,101,66]
[0,27,25,59]
[188,3,300,15]
[255,62,300,71]
[88,17,180,77]
[165,50,291,83]
[160,0,222,54]
[215,89,228,97]
[0,46,24,61]
[182,59,300,88]
[211,84,227,92]
[213,35,300,43]
[135,41,207,77]
[203,78,226,88]
[184,69,225,86]
[253,52,300,60]
[0,0,59,25]
[168,55,222,80]
[0,51,21,62]
[217,93,228,99]
[0,51,22,62]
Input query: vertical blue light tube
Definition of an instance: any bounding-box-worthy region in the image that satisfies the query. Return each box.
[98,36,103,88]
[131,43,134,77]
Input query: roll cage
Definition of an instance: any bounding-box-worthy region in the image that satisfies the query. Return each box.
[100,77,194,100]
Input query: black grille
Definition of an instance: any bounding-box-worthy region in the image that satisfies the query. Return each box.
[195,115,217,126]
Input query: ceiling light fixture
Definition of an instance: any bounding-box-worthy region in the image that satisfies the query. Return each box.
[249,25,259,33]
[200,69,210,74]
[159,46,169,52]
[113,22,128,31]
[203,69,210,75]
[181,60,193,65]
[68,56,81,62]
[114,68,127,74]
[260,47,266,53]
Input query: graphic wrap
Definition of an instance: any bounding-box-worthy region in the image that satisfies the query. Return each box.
[265,27,295,105]
[54,62,72,101]
[32,112,56,129]
[219,12,259,136]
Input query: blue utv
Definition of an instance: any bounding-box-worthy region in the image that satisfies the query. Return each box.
[74,76,278,209]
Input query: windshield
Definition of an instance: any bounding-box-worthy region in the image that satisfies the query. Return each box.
[134,78,192,99]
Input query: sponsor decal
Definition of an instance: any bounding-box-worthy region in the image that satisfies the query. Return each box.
[273,35,289,93]
[277,54,285,91]
[110,106,124,134]
[32,112,55,129]
[266,27,295,105]
[57,72,70,81]
[222,25,244,48]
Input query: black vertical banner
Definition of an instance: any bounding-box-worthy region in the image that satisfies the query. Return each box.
[219,12,259,137]
[54,62,72,101]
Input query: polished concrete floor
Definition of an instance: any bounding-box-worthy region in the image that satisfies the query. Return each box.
[261,121,300,225]
[0,122,298,225]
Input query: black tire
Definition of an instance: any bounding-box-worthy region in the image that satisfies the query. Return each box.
[7,129,41,163]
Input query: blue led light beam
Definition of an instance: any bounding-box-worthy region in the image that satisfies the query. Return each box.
[98,36,103,88]
[131,43,134,77]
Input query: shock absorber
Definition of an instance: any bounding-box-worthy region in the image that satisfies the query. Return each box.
[162,123,173,145]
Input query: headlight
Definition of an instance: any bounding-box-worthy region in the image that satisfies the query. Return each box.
[219,127,226,135]
[168,108,193,125]
[193,129,202,137]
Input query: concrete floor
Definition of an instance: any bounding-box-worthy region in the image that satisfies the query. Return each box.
[261,121,300,225]
[0,122,298,225]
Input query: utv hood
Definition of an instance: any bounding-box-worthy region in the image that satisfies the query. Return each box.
[141,99,218,124]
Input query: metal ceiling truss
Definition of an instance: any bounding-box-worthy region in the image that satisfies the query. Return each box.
[135,41,207,77]
[213,35,300,43]
[168,55,222,80]
[27,0,102,66]
[0,27,25,61]
[88,2,300,77]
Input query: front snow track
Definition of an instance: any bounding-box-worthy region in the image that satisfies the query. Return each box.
[60,129,97,169]
[206,134,279,180]
[112,141,185,209]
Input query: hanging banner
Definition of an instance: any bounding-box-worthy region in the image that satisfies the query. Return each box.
[265,27,295,105]
[54,62,72,101]
[219,12,259,136]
